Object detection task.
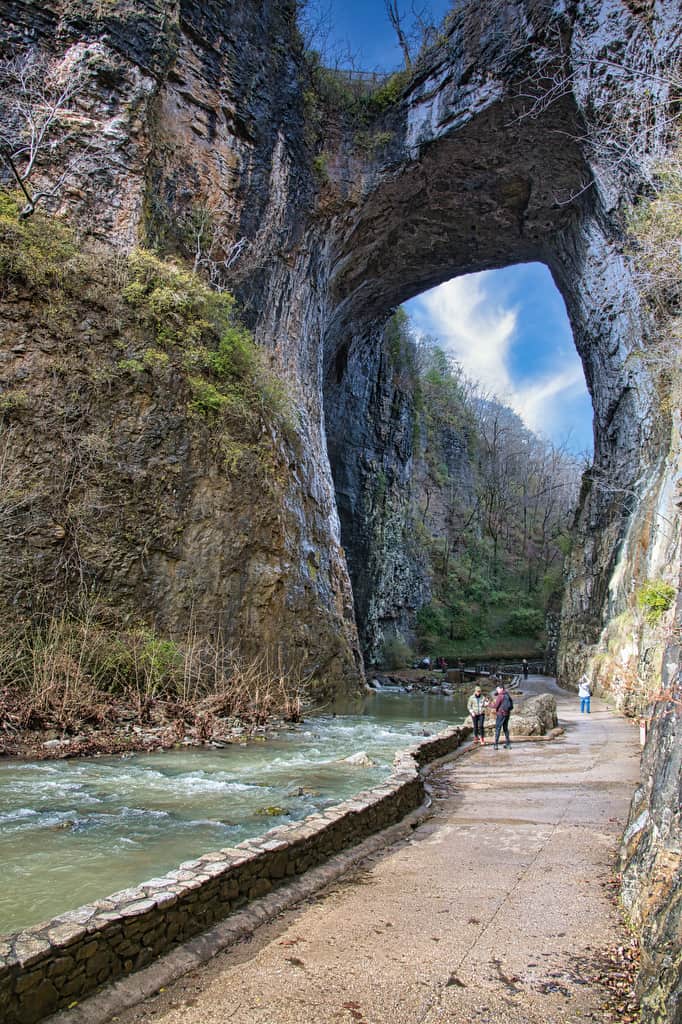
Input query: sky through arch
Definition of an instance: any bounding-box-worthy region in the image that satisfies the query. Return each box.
[406,265,594,455]
[310,1,594,454]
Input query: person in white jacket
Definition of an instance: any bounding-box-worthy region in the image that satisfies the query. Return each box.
[578,674,592,714]
[467,686,489,744]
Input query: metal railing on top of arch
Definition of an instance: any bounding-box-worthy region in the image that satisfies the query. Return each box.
[332,69,391,85]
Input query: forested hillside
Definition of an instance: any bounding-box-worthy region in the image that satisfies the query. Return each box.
[363,310,582,665]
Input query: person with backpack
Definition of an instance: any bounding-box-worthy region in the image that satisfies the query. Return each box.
[492,685,513,749]
[578,674,592,713]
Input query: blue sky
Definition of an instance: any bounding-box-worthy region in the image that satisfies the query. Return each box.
[306,0,453,69]
[406,265,594,455]
[309,2,594,454]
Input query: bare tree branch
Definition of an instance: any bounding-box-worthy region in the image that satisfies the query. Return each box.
[0,48,90,216]
[384,0,412,70]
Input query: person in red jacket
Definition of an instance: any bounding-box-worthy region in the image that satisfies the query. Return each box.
[492,685,513,749]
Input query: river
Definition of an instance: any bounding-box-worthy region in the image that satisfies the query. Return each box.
[0,688,469,935]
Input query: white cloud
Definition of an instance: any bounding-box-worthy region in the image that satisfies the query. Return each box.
[408,271,590,446]
[410,273,518,396]
[513,364,587,436]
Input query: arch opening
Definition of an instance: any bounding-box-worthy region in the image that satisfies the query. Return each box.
[324,260,592,665]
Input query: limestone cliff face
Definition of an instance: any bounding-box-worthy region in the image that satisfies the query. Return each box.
[0,0,680,1011]
[324,321,428,660]
[0,0,364,696]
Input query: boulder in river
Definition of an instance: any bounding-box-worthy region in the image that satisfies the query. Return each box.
[343,751,376,767]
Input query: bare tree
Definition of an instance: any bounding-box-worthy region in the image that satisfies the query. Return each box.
[0,49,90,218]
[179,200,248,291]
[384,0,412,70]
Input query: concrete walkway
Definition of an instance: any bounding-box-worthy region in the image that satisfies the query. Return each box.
[111,678,641,1024]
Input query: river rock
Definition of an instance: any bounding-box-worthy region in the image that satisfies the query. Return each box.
[485,694,558,737]
[343,752,376,767]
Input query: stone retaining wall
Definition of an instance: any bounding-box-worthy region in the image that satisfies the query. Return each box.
[0,725,470,1023]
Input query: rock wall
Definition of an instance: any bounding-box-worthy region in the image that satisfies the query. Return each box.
[0,0,364,697]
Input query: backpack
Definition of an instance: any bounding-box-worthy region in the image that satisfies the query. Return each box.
[500,692,513,714]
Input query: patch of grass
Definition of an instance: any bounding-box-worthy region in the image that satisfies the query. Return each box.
[0,193,78,291]
[0,388,30,418]
[637,579,676,624]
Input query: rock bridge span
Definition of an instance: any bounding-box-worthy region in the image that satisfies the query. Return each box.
[319,0,673,672]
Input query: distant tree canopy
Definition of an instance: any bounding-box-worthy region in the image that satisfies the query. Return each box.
[383,308,583,658]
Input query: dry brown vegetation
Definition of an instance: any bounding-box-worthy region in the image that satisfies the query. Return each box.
[0,601,306,758]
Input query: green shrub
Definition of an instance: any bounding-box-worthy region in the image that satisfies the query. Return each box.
[0,388,30,416]
[188,378,231,416]
[637,579,676,624]
[506,607,545,637]
[381,636,412,669]
[117,358,145,374]
[366,70,410,112]
[416,603,446,637]
[313,153,330,182]
[123,248,231,348]
[0,191,78,291]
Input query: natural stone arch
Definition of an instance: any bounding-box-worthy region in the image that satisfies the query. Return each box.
[320,1,668,670]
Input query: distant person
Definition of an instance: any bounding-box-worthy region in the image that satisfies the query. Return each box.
[522,658,529,679]
[578,674,592,713]
[492,685,513,749]
[420,656,431,670]
[467,685,488,745]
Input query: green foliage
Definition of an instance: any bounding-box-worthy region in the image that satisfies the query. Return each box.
[0,192,78,291]
[301,58,411,157]
[415,603,447,637]
[0,194,298,479]
[376,306,581,659]
[637,579,676,624]
[142,348,170,371]
[365,70,410,112]
[0,388,30,417]
[188,378,231,416]
[385,308,418,379]
[381,636,413,669]
[505,607,545,637]
[353,129,394,156]
[313,152,330,182]
[117,358,145,374]
[123,248,233,348]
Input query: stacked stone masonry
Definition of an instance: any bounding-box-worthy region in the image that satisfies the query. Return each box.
[0,725,469,1023]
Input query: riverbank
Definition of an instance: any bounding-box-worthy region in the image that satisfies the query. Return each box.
[0,699,291,761]
[98,677,641,1024]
